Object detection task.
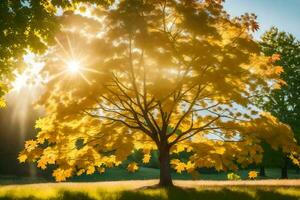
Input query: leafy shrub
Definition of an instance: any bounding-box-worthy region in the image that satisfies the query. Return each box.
[227,173,241,180]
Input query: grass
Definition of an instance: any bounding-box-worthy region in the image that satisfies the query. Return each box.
[1,180,300,200]
[1,168,300,199]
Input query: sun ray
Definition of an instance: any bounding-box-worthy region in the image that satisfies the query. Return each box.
[55,37,71,58]
[78,72,92,85]
[66,35,75,59]
[47,70,68,82]
[81,67,102,74]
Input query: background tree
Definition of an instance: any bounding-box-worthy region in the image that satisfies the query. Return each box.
[19,0,299,187]
[0,0,56,106]
[258,27,300,179]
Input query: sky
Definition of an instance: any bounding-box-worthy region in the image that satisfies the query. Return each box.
[224,0,300,40]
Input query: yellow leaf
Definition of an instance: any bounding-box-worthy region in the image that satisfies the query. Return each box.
[37,159,47,170]
[25,140,38,152]
[18,153,27,163]
[98,167,105,174]
[248,171,258,179]
[170,159,181,167]
[127,162,139,172]
[274,66,283,74]
[86,166,95,175]
[142,154,151,163]
[186,161,195,173]
[175,162,186,173]
[77,169,85,176]
[270,54,281,63]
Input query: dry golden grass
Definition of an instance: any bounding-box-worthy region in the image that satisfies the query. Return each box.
[1,180,300,200]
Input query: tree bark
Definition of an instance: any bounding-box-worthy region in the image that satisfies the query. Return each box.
[281,156,288,179]
[259,165,266,177]
[158,145,173,187]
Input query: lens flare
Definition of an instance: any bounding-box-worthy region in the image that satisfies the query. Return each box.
[67,60,80,73]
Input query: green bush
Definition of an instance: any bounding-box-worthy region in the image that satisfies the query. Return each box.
[227,173,241,180]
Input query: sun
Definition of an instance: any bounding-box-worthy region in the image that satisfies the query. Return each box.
[49,36,102,85]
[67,60,80,73]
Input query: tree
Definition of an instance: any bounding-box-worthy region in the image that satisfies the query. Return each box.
[19,0,299,187]
[0,0,111,107]
[258,27,300,178]
[0,0,56,106]
[258,142,285,177]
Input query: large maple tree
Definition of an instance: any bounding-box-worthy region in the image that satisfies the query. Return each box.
[19,0,299,187]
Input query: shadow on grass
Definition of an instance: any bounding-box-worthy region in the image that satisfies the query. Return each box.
[0,187,299,200]
[0,191,96,200]
[119,187,300,200]
[255,190,299,200]
[119,188,253,200]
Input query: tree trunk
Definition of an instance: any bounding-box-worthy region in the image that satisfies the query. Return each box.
[281,156,288,179]
[259,165,266,177]
[158,145,173,187]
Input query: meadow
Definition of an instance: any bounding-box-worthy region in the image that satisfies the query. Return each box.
[1,180,300,200]
[1,168,300,199]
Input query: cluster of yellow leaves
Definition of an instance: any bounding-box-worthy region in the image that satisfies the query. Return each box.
[185,137,267,172]
[170,159,195,174]
[37,153,56,169]
[53,168,73,182]
[248,171,258,180]
[127,162,139,172]
[76,166,105,176]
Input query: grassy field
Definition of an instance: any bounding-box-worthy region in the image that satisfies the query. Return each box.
[1,168,300,199]
[1,167,300,185]
[1,180,300,200]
